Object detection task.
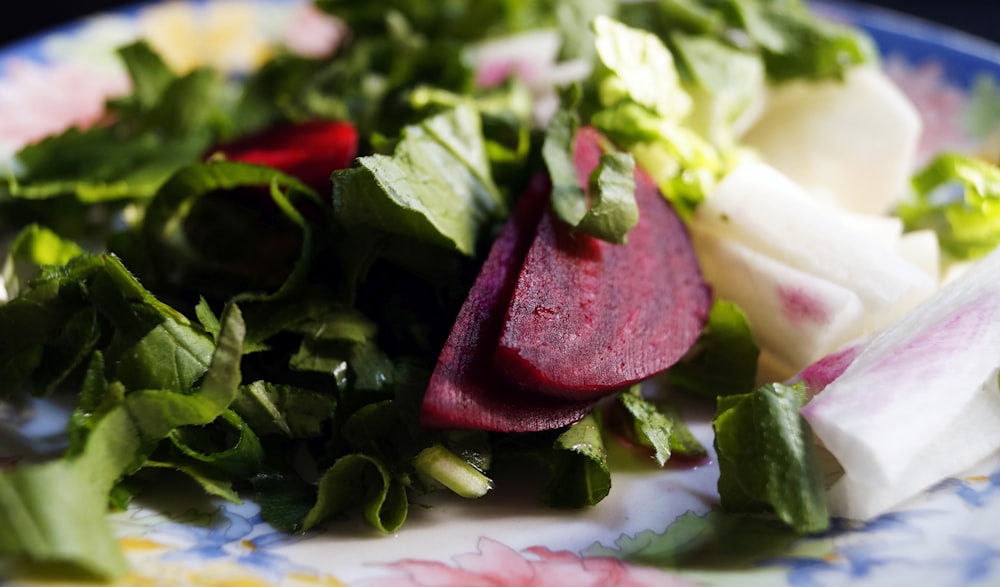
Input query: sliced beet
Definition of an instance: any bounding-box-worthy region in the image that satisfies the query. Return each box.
[494,127,712,399]
[208,119,359,194]
[419,174,593,433]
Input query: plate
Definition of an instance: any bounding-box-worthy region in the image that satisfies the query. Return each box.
[2,1,1000,586]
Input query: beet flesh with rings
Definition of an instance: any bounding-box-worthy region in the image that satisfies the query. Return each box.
[420,127,711,432]
[419,173,593,433]
[494,126,712,400]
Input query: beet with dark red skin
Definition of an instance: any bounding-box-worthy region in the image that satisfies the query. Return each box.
[493,127,712,399]
[419,174,594,433]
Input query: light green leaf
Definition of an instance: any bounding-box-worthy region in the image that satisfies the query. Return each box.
[332,104,506,255]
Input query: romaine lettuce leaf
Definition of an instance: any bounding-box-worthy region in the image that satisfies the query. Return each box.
[587,16,725,215]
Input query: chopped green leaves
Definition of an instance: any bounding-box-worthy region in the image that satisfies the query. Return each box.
[593,15,692,120]
[541,412,612,508]
[332,104,506,255]
[665,300,760,399]
[713,383,829,534]
[0,304,246,579]
[588,16,726,214]
[617,387,706,466]
[898,153,1000,261]
[542,108,638,242]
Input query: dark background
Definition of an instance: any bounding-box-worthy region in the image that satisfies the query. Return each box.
[0,1,996,49]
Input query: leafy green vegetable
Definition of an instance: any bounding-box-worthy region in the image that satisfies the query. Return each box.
[616,387,707,465]
[669,32,764,148]
[898,153,1000,261]
[231,381,337,438]
[713,383,829,534]
[1,224,85,299]
[141,160,320,300]
[592,15,692,120]
[3,41,231,206]
[542,107,638,242]
[665,300,759,399]
[0,303,245,579]
[541,412,612,508]
[332,104,507,255]
[617,0,874,84]
[587,16,725,215]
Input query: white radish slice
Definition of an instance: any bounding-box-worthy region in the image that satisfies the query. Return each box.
[895,229,941,282]
[691,162,936,372]
[692,228,866,371]
[824,374,1000,520]
[742,65,921,215]
[802,246,1000,518]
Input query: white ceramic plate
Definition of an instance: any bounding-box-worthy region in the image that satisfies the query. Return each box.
[2,1,1000,586]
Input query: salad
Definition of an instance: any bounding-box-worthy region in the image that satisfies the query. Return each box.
[1,0,999,582]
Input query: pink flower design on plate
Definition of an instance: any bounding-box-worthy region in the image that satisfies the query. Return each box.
[883,54,978,164]
[363,537,700,587]
[282,3,348,59]
[0,58,130,155]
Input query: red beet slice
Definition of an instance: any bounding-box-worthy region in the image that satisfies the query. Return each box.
[419,174,594,433]
[208,119,359,194]
[494,127,712,399]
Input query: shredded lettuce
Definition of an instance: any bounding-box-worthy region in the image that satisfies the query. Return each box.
[0,303,245,579]
[898,153,1000,261]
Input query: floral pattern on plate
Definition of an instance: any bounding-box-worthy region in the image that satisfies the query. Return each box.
[2,1,1000,586]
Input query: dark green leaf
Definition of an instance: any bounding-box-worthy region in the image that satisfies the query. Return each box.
[301,454,408,533]
[713,382,829,533]
[231,381,336,439]
[0,304,245,579]
[169,410,265,479]
[665,300,759,399]
[541,412,611,508]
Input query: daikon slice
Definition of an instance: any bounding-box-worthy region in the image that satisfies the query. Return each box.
[742,65,921,215]
[802,247,1000,502]
[691,162,935,373]
[692,228,865,371]
[824,373,1000,520]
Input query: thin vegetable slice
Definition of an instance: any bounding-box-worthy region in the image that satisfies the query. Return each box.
[495,126,711,398]
[419,175,593,433]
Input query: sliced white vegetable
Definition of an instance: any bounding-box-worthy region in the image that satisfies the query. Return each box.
[742,65,922,215]
[691,162,935,373]
[833,209,903,250]
[895,229,941,282]
[824,373,1000,520]
[802,246,1000,518]
[692,228,865,371]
